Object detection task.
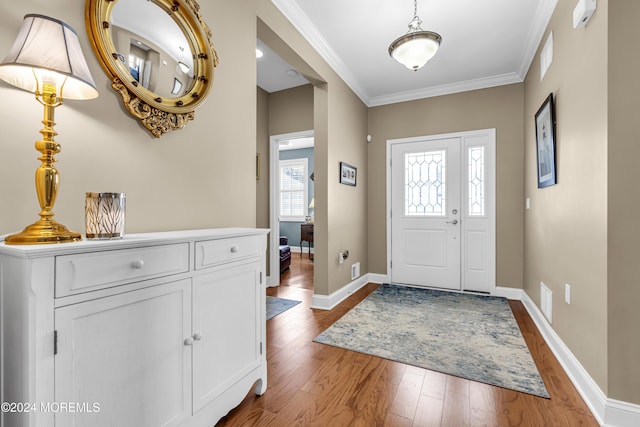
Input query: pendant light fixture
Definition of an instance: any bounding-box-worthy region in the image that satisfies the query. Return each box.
[389,0,442,71]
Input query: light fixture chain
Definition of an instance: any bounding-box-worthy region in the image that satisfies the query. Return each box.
[408,0,423,33]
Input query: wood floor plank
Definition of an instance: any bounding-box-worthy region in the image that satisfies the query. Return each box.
[265,389,357,427]
[441,375,471,426]
[413,394,445,427]
[384,413,413,427]
[469,381,499,427]
[345,359,405,425]
[389,368,424,419]
[217,256,599,426]
[421,369,448,400]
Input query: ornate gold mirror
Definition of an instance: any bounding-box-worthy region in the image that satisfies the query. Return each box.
[86,0,218,137]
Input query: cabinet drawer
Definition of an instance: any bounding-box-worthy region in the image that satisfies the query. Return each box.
[195,235,262,270]
[55,243,189,297]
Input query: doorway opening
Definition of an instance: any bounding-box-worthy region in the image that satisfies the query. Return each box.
[269,131,315,287]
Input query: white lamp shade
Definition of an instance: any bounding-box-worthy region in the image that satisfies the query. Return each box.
[389,31,441,71]
[0,14,98,100]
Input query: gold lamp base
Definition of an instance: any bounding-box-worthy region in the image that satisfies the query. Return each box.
[5,218,81,245]
[3,84,84,246]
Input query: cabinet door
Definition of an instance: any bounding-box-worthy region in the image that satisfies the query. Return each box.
[192,260,262,412]
[55,279,192,427]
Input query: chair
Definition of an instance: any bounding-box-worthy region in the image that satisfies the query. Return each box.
[279,236,291,273]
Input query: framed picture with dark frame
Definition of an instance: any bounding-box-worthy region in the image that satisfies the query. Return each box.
[535,93,557,188]
[339,162,357,186]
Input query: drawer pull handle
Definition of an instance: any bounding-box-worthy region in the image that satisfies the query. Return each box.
[230,246,239,253]
[193,333,203,341]
[131,259,144,269]
[184,337,193,346]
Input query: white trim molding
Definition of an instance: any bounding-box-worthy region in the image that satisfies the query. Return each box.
[605,399,640,427]
[310,274,370,310]
[492,286,524,300]
[367,273,388,285]
[520,291,640,427]
[269,130,314,289]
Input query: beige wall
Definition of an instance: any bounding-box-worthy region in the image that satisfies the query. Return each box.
[256,87,270,231]
[367,84,525,288]
[0,0,259,235]
[268,84,314,135]
[261,82,368,298]
[256,85,313,276]
[523,0,608,393]
[0,0,368,300]
[6,0,636,407]
[257,3,369,296]
[256,85,313,236]
[325,82,369,294]
[608,0,640,404]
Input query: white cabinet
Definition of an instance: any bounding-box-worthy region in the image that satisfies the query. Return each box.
[192,261,263,412]
[0,228,268,427]
[55,279,192,427]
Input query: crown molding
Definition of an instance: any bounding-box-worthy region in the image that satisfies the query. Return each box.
[270,0,369,102]
[271,0,558,107]
[516,0,559,79]
[368,72,524,107]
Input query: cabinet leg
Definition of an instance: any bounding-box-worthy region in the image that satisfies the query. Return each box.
[255,377,267,395]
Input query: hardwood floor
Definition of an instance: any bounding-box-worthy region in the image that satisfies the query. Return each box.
[217,256,597,426]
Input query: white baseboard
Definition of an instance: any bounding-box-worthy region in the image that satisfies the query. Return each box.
[367,273,389,284]
[520,291,607,425]
[605,399,640,427]
[493,286,525,300]
[519,291,640,427]
[289,246,314,254]
[310,274,370,310]
[266,274,275,287]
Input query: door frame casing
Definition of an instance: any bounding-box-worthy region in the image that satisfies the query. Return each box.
[268,130,314,287]
[386,128,496,292]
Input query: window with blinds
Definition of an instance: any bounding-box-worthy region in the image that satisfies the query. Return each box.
[279,158,308,221]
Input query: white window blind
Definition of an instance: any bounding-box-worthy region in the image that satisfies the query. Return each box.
[279,158,308,221]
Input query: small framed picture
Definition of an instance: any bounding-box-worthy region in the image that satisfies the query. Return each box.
[534,93,557,188]
[339,162,357,186]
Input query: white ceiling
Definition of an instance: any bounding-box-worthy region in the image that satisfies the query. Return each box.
[111,0,192,71]
[278,136,314,151]
[260,0,558,107]
[257,39,310,93]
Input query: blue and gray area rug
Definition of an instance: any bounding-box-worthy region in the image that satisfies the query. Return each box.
[266,296,301,320]
[314,284,549,398]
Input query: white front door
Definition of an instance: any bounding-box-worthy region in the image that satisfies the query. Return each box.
[389,130,495,293]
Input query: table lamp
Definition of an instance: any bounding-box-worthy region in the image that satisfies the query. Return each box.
[0,14,99,244]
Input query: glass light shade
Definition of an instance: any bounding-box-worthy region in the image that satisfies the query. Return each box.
[389,31,441,71]
[0,14,98,100]
[178,61,190,74]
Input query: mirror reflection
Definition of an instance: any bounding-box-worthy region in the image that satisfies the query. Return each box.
[110,0,195,99]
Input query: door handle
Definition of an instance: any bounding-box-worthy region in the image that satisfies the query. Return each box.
[446,219,458,225]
